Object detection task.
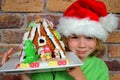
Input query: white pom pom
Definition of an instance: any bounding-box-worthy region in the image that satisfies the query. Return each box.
[99,14,119,32]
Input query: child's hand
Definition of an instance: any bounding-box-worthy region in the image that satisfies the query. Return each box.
[2,74,20,80]
[0,45,31,80]
[0,50,20,80]
[0,47,14,65]
[66,66,86,80]
[0,44,23,66]
[19,74,31,80]
[2,74,31,80]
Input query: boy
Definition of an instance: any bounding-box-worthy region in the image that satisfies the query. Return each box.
[1,0,119,80]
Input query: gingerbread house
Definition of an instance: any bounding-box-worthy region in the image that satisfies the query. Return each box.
[20,19,66,63]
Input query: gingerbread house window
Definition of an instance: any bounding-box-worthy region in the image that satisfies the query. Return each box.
[38,36,46,46]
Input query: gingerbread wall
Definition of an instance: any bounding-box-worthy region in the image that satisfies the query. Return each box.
[0,0,120,80]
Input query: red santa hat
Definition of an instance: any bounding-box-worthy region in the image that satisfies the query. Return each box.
[56,0,119,41]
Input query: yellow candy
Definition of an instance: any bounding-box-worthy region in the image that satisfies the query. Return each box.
[40,54,45,58]
[66,59,70,64]
[52,61,57,66]
[20,63,30,68]
[48,61,57,66]
[48,61,53,66]
[46,55,52,60]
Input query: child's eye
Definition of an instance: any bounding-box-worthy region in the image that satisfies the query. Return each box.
[71,36,79,39]
[86,37,94,39]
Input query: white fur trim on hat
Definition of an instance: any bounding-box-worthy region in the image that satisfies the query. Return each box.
[100,14,119,32]
[56,14,119,42]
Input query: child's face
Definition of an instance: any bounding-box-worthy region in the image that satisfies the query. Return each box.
[68,35,97,60]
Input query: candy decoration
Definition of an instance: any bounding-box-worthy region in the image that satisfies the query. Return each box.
[29,22,37,28]
[41,45,52,60]
[15,64,20,69]
[48,61,53,66]
[48,61,57,66]
[62,60,67,65]
[27,21,37,31]
[46,55,52,60]
[58,60,67,66]
[58,60,62,65]
[53,30,61,40]
[19,63,30,68]
[40,51,46,60]
[54,49,60,59]
[30,62,40,68]
[53,61,58,66]
[44,46,51,53]
[66,59,70,64]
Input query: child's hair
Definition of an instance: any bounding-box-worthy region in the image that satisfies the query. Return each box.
[61,36,105,57]
[92,39,106,57]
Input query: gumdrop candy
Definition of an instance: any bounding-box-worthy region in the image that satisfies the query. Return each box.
[19,63,30,68]
[30,62,40,68]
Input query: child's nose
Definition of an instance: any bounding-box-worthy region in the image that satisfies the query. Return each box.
[78,38,86,47]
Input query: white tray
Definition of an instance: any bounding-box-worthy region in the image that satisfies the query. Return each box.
[0,52,83,74]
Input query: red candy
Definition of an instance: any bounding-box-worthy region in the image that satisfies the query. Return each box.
[44,46,51,53]
[15,64,20,69]
[58,60,67,65]
[30,62,40,68]
[62,60,67,65]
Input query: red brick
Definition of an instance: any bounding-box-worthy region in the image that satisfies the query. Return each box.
[110,74,120,80]
[106,31,120,43]
[118,16,120,29]
[1,0,43,12]
[105,60,120,71]
[46,0,75,12]
[0,14,23,29]
[0,44,19,53]
[27,14,60,27]
[2,29,26,44]
[100,0,120,13]
[109,45,120,57]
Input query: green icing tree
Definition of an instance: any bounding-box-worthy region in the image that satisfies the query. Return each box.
[23,39,39,64]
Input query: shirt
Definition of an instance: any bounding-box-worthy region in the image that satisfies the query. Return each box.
[30,56,109,80]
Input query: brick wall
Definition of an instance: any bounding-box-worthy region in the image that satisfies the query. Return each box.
[0,0,120,80]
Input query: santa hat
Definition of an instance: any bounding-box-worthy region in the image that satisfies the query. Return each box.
[56,0,119,41]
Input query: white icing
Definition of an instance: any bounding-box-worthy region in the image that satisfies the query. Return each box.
[43,19,48,28]
[19,51,25,63]
[23,31,29,41]
[38,47,44,55]
[37,23,41,37]
[36,23,46,46]
[60,41,65,49]
[29,26,37,41]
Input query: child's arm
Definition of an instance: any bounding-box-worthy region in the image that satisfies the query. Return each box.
[20,74,31,80]
[66,66,86,80]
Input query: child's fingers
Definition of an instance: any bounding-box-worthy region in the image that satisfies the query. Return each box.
[66,67,75,72]
[1,47,14,65]
[0,53,9,66]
